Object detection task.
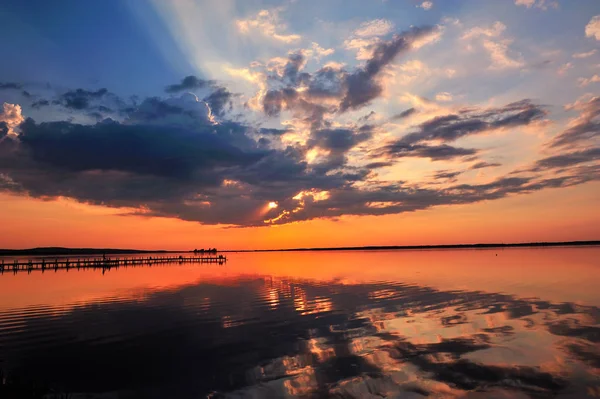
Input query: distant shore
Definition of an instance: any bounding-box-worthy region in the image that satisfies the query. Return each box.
[0,247,172,257]
[225,240,600,253]
[1,240,598,257]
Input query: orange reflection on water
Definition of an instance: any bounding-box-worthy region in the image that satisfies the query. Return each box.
[0,247,598,312]
[228,247,600,306]
[0,248,598,398]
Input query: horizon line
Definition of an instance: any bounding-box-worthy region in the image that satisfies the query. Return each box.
[224,240,600,253]
[0,240,599,256]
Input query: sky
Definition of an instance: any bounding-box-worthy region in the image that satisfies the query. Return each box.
[0,0,599,250]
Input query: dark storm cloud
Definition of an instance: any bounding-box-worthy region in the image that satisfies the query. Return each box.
[549,96,600,148]
[31,99,50,109]
[399,100,546,145]
[0,92,369,225]
[203,87,234,117]
[378,142,478,161]
[165,76,236,117]
[165,75,215,93]
[0,122,8,139]
[56,88,109,110]
[129,97,187,121]
[309,128,372,153]
[16,118,263,179]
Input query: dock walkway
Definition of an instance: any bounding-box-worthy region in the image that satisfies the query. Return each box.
[0,255,227,274]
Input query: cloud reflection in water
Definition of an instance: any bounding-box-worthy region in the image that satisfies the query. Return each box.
[0,263,599,398]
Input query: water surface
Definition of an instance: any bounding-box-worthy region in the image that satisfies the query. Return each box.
[0,247,599,398]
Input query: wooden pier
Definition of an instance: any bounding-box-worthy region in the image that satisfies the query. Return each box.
[0,255,227,274]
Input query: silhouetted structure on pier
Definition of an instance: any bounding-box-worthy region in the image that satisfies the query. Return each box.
[193,248,218,254]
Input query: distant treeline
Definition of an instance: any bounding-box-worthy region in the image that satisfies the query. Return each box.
[225,240,600,253]
[0,247,169,257]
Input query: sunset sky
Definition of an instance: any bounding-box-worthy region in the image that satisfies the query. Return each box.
[0,0,599,250]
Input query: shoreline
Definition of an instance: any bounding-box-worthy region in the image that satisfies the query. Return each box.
[1,240,598,257]
[224,240,600,253]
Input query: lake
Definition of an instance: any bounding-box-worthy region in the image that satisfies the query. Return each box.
[0,247,599,398]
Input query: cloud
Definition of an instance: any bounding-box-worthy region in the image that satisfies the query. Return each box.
[432,170,462,181]
[481,39,524,69]
[353,19,395,37]
[31,99,50,109]
[261,25,440,125]
[577,74,600,87]
[307,127,373,169]
[390,59,456,86]
[398,99,547,145]
[0,72,595,227]
[55,88,109,110]
[308,42,335,60]
[417,1,433,10]
[557,62,573,75]
[392,108,418,120]
[0,82,22,90]
[461,21,506,40]
[165,76,214,93]
[515,0,536,7]
[164,77,237,118]
[309,128,372,153]
[343,19,401,61]
[573,49,597,59]
[258,128,291,136]
[203,87,234,118]
[435,92,453,102]
[340,26,439,111]
[462,22,524,70]
[549,96,600,148]
[128,93,214,127]
[376,143,478,161]
[343,37,381,61]
[236,9,301,43]
[0,123,7,140]
[514,0,558,10]
[532,148,600,170]
[470,161,501,170]
[585,15,600,41]
[0,90,370,226]
[16,119,261,179]
[0,103,24,136]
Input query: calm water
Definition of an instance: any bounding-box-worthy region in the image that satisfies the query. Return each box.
[0,248,599,398]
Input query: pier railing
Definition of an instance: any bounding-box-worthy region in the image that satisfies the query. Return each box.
[0,255,227,274]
